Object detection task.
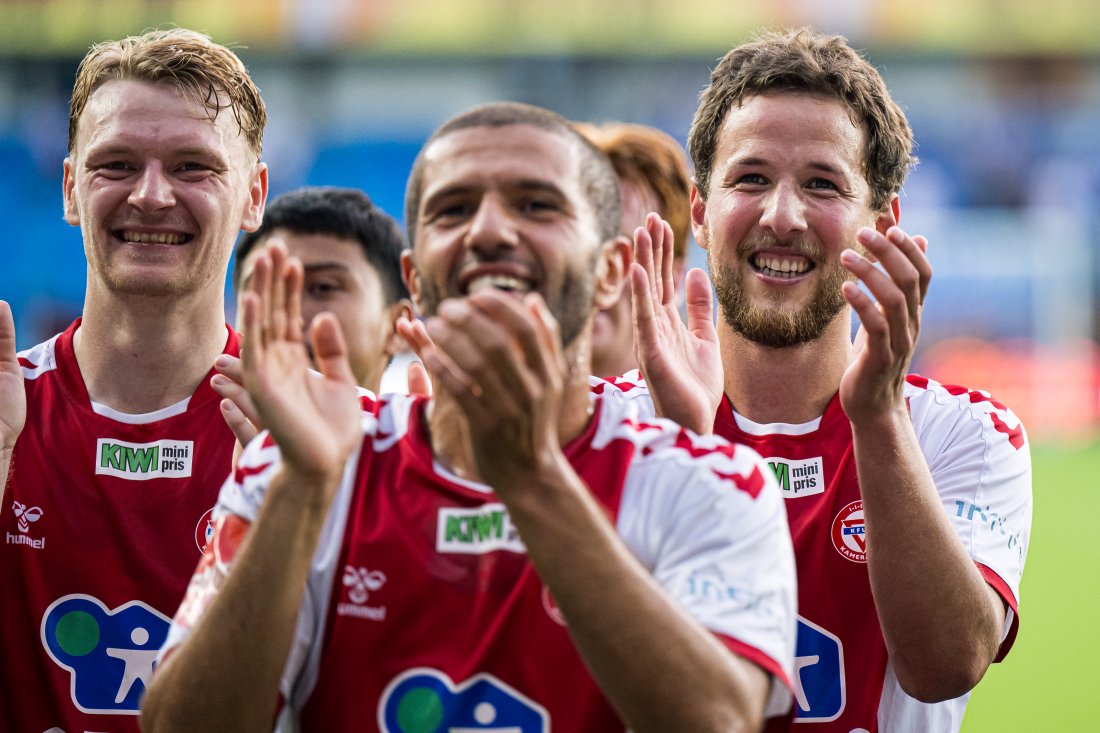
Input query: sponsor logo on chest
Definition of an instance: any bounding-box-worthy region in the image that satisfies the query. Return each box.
[41,594,171,714]
[436,503,526,555]
[95,439,194,480]
[767,456,826,498]
[7,500,45,549]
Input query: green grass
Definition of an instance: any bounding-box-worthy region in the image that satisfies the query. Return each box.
[962,439,1099,731]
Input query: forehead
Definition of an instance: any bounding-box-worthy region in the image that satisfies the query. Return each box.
[74,78,250,160]
[266,230,370,268]
[713,93,866,176]
[419,123,585,204]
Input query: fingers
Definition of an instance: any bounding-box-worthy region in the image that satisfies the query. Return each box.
[407,359,433,397]
[422,291,561,425]
[309,313,356,387]
[396,317,433,361]
[218,396,259,448]
[683,268,716,340]
[845,226,927,355]
[0,301,16,364]
[211,367,262,432]
[659,217,676,307]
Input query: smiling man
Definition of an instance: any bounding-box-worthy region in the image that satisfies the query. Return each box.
[627,28,1033,732]
[0,29,266,731]
[141,102,797,733]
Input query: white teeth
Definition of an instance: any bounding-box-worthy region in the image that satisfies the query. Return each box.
[120,231,187,245]
[755,254,809,276]
[467,275,532,294]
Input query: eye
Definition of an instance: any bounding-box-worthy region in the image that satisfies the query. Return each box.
[807,178,838,191]
[735,173,768,186]
[95,161,133,178]
[305,280,343,299]
[520,198,558,215]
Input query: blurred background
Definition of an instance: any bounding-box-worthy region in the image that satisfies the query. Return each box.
[0,0,1095,727]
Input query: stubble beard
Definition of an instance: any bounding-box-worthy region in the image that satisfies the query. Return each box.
[415,251,599,350]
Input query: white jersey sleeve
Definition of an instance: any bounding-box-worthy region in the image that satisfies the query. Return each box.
[607,417,798,718]
[905,376,1032,639]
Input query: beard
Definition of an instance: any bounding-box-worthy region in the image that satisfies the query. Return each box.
[710,239,853,349]
[415,250,599,350]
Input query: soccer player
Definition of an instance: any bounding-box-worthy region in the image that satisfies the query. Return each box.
[211,187,415,446]
[626,28,1033,731]
[141,102,797,732]
[0,29,267,731]
[576,122,692,378]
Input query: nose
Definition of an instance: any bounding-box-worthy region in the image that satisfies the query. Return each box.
[464,193,518,255]
[127,162,175,212]
[758,182,808,240]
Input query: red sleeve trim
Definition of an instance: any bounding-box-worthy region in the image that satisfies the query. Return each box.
[714,632,793,692]
[977,562,1020,662]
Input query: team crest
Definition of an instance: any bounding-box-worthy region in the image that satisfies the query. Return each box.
[830,500,867,563]
[194,507,215,553]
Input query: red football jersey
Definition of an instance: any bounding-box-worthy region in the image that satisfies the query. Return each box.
[0,320,240,732]
[165,391,799,731]
[597,371,1032,732]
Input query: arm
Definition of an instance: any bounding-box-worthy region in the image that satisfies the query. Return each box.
[141,244,362,732]
[841,226,1004,701]
[630,213,723,434]
[0,301,25,499]
[422,290,770,732]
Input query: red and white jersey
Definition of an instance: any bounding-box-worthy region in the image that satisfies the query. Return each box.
[596,371,1032,732]
[0,320,240,733]
[164,391,798,731]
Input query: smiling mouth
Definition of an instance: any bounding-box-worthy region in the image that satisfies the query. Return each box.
[115,230,193,245]
[750,252,813,279]
[463,274,534,296]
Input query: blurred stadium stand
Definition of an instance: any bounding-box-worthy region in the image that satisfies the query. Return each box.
[0,1,1097,439]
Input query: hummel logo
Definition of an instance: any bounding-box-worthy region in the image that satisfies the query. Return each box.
[13,501,43,533]
[342,566,386,605]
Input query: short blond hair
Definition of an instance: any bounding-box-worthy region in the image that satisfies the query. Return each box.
[68,28,265,160]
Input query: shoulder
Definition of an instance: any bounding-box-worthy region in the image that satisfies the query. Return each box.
[17,332,63,382]
[905,373,1028,454]
[595,396,775,504]
[589,370,656,419]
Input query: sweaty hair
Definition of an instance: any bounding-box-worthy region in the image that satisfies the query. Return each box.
[234,187,409,304]
[69,28,265,160]
[576,122,692,260]
[689,27,915,211]
[404,101,621,246]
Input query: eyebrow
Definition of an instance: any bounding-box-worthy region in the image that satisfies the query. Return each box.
[422,178,568,208]
[728,156,854,179]
[302,262,354,274]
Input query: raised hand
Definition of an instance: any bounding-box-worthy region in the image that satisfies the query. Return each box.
[240,243,360,484]
[840,226,932,422]
[420,291,566,491]
[0,301,25,473]
[630,212,722,434]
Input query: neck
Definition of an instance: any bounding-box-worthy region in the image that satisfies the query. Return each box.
[426,339,595,483]
[719,311,852,425]
[73,285,228,413]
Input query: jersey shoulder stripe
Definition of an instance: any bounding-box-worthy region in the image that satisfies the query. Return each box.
[17,332,61,380]
[905,373,1027,451]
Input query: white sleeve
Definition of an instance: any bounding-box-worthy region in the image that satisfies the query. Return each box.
[910,382,1033,656]
[616,441,797,717]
